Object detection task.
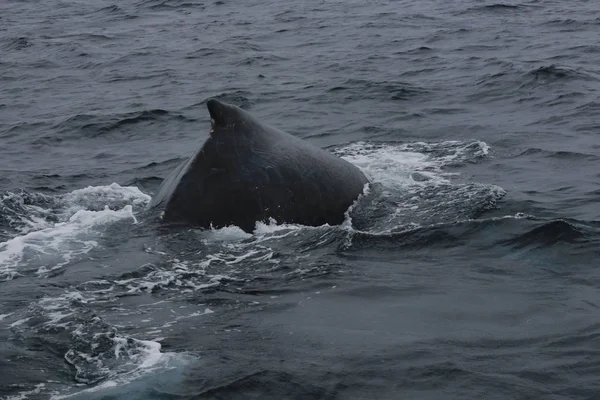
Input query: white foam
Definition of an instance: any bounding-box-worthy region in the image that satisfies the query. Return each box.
[0,312,13,321]
[9,317,31,328]
[251,218,335,244]
[63,183,151,209]
[6,283,197,400]
[5,383,46,400]
[223,249,263,265]
[206,224,253,241]
[1,192,55,235]
[334,141,439,187]
[253,218,305,235]
[341,182,371,231]
[38,291,88,327]
[335,140,490,188]
[19,212,54,233]
[0,184,151,281]
[328,140,504,234]
[50,350,193,400]
[179,308,214,319]
[0,205,135,280]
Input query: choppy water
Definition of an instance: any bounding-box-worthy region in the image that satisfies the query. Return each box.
[1,0,599,398]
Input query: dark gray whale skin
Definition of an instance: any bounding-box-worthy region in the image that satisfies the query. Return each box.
[148,99,369,233]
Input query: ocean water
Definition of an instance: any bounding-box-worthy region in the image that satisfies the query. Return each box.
[1,0,600,398]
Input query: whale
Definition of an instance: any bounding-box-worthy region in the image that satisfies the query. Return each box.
[148,99,369,233]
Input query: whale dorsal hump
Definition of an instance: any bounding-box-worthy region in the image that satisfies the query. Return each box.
[206,99,246,128]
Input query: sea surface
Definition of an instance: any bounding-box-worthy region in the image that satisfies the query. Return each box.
[1,0,599,398]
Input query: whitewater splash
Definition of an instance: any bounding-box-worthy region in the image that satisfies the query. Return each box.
[0,183,151,281]
[333,140,490,185]
[0,139,500,285]
[332,140,503,233]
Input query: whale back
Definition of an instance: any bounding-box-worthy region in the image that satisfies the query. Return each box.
[149,99,369,232]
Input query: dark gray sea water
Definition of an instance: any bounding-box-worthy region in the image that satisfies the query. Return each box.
[1,0,600,398]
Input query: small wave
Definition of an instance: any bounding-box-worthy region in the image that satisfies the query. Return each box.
[546,150,598,161]
[103,70,176,83]
[222,39,263,53]
[45,32,118,44]
[501,219,594,249]
[461,3,522,14]
[274,10,307,23]
[543,18,579,27]
[515,148,600,162]
[325,78,428,103]
[95,4,122,13]
[541,17,600,30]
[529,65,571,80]
[1,121,48,140]
[346,213,531,250]
[536,91,587,108]
[571,100,600,116]
[235,53,288,67]
[472,63,597,105]
[2,37,33,51]
[185,47,228,59]
[189,370,328,399]
[518,66,599,94]
[480,4,520,9]
[136,158,185,171]
[569,44,600,54]
[135,0,206,10]
[153,1,206,10]
[403,46,433,54]
[41,109,194,142]
[479,64,592,91]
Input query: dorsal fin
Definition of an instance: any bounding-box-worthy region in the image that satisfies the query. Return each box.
[206,99,243,128]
